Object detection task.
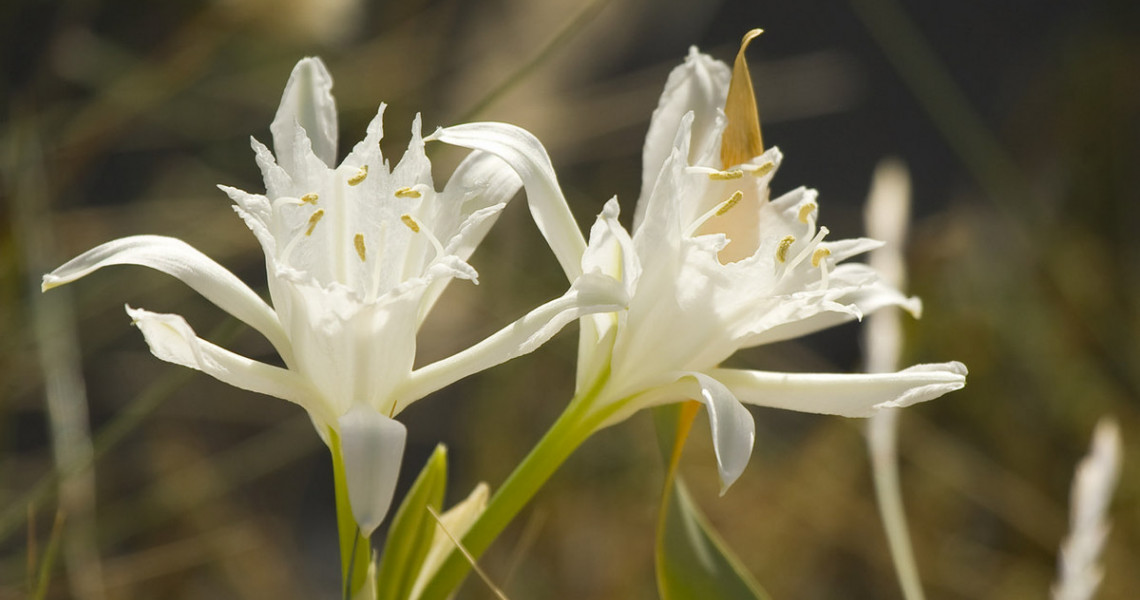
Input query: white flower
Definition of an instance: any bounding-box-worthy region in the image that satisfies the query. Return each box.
[434,36,966,493]
[43,57,626,535]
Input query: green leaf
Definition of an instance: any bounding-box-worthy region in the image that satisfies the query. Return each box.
[376,444,448,600]
[330,429,372,598]
[652,403,771,600]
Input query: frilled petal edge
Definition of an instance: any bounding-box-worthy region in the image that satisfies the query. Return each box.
[45,235,293,361]
[125,306,328,423]
[710,362,968,418]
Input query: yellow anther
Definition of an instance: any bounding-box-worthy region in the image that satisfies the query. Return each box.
[394,186,422,198]
[401,214,421,233]
[811,247,831,267]
[354,234,366,261]
[720,29,765,169]
[305,210,325,236]
[301,193,319,205]
[775,235,795,263]
[752,161,775,178]
[348,165,369,186]
[797,202,817,224]
[708,169,744,181]
[716,191,744,216]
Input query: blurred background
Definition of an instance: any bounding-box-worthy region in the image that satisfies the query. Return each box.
[2,0,1138,598]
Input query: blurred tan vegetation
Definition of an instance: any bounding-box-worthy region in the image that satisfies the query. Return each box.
[1,0,1138,598]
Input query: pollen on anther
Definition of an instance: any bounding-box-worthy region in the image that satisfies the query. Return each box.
[305,210,325,236]
[812,247,831,267]
[797,202,817,224]
[354,234,366,261]
[394,187,422,198]
[753,161,775,178]
[348,165,369,186]
[301,193,319,205]
[776,235,796,263]
[401,214,421,233]
[709,169,744,181]
[717,191,744,216]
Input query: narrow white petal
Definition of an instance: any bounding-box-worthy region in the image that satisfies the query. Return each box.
[637,47,731,229]
[44,235,293,360]
[683,372,756,494]
[711,362,968,418]
[396,272,628,409]
[428,122,586,281]
[338,406,408,537]
[125,306,328,423]
[272,57,338,170]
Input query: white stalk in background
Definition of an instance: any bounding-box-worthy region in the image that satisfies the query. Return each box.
[863,159,926,600]
[1053,418,1122,600]
[7,117,106,600]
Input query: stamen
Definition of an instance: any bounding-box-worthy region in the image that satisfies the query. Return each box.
[708,169,744,181]
[348,165,369,186]
[686,191,745,237]
[775,235,796,263]
[785,226,829,271]
[305,210,325,236]
[718,191,744,216]
[751,161,775,178]
[394,186,422,198]
[301,193,319,205]
[354,234,366,262]
[401,214,447,259]
[797,202,817,224]
[811,246,831,267]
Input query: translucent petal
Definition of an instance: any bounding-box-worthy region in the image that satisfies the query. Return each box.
[272,57,338,170]
[710,362,968,417]
[683,372,755,494]
[636,47,731,229]
[125,306,327,423]
[395,272,628,410]
[338,406,408,537]
[44,235,292,361]
[428,122,586,281]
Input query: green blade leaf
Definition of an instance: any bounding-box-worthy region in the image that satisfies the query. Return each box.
[376,444,448,600]
[652,403,771,600]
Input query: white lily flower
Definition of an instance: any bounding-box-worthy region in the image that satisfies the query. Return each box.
[43,57,626,536]
[434,35,966,494]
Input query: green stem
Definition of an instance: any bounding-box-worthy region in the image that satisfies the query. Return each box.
[417,385,613,600]
[330,430,372,598]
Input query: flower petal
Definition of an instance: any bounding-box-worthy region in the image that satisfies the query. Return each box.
[637,47,731,229]
[710,362,968,418]
[681,372,756,494]
[395,272,628,410]
[125,305,328,423]
[272,57,338,171]
[338,406,408,537]
[44,235,293,361]
[427,122,586,281]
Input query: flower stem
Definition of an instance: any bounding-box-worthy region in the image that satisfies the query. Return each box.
[330,430,372,598]
[416,384,612,600]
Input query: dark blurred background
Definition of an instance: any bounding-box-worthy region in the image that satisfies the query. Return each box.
[2,0,1138,598]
